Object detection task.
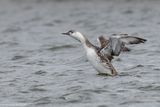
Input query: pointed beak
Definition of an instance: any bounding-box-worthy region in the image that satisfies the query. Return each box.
[62,32,69,35]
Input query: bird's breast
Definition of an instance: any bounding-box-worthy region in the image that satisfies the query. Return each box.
[86,48,111,74]
[86,48,98,62]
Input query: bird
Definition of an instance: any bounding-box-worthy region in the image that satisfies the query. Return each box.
[62,30,147,76]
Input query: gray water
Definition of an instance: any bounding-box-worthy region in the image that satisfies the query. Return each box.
[0,0,160,107]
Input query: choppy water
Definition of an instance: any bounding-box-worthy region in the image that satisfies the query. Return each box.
[0,0,160,107]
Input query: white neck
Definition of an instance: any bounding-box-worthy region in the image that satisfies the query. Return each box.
[76,32,93,49]
[71,32,94,51]
[75,32,86,44]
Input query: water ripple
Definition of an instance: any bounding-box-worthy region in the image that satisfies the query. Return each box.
[47,45,77,51]
[0,0,159,107]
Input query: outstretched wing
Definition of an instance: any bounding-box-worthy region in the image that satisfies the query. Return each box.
[98,34,147,60]
[98,34,147,46]
[98,36,125,57]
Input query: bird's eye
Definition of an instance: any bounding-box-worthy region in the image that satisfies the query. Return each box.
[69,30,74,34]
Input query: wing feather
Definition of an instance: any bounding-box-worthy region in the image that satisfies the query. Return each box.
[97,36,109,49]
[120,36,147,44]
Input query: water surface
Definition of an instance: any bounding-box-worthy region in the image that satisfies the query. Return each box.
[0,0,160,107]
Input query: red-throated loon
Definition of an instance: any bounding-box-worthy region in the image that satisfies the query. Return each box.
[62,30,146,76]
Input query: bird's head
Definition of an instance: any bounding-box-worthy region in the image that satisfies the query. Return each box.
[62,30,85,42]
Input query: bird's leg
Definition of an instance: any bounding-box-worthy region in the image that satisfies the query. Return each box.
[111,69,118,76]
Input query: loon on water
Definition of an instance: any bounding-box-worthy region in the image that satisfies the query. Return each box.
[62,30,147,76]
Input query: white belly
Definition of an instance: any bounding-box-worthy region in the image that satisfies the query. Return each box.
[86,48,112,75]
